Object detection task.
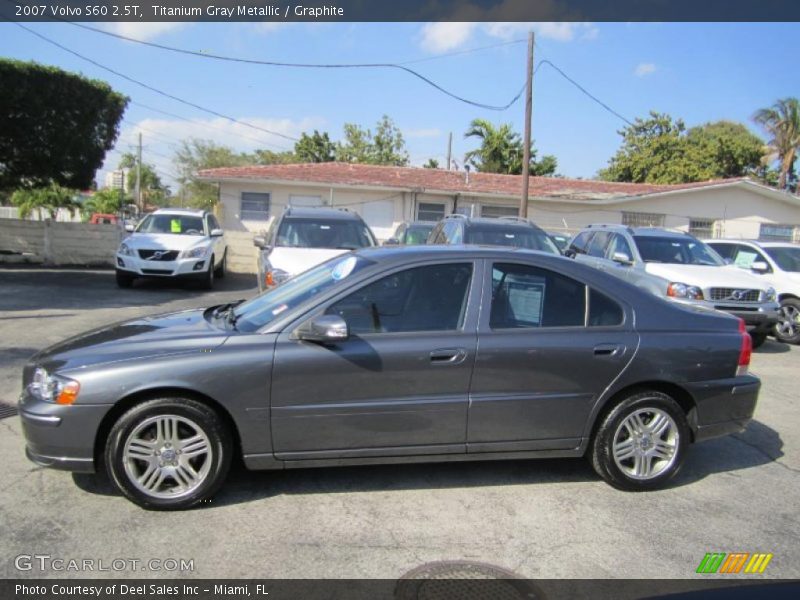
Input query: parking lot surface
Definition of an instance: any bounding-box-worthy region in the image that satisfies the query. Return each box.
[1,267,798,579]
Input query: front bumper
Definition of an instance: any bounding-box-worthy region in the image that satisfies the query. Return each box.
[675,298,780,333]
[685,374,760,443]
[116,253,209,278]
[19,391,112,473]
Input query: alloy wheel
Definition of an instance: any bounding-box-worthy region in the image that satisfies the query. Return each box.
[612,407,679,480]
[776,304,800,339]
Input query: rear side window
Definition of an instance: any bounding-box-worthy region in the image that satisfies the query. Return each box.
[586,231,612,257]
[490,263,586,329]
[588,289,624,326]
[569,231,593,255]
[327,263,473,334]
[708,243,735,260]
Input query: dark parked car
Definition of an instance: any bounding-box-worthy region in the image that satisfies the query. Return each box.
[548,231,571,253]
[428,214,560,254]
[20,246,759,509]
[384,220,436,246]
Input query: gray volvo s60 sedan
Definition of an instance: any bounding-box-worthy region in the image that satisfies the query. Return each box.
[19,246,760,509]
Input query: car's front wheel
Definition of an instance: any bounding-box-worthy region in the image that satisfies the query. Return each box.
[201,256,215,290]
[105,397,232,510]
[115,269,135,288]
[214,250,227,279]
[590,390,689,491]
[774,297,800,344]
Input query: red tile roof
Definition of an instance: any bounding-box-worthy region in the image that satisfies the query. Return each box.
[197,162,748,201]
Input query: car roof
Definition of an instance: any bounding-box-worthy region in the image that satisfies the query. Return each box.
[407,220,437,227]
[628,227,691,238]
[283,207,362,221]
[152,208,205,216]
[709,239,800,248]
[352,244,555,263]
[458,216,546,231]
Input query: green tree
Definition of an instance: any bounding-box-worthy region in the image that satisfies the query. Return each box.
[335,116,409,166]
[294,130,336,163]
[253,149,297,165]
[423,158,440,169]
[0,59,128,191]
[463,118,557,176]
[753,97,800,191]
[10,184,81,220]
[173,139,257,210]
[82,187,123,218]
[119,153,170,207]
[600,112,767,184]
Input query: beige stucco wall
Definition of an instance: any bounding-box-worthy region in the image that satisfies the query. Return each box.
[0,219,121,266]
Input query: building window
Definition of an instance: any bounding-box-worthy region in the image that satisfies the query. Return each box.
[622,211,665,228]
[240,192,270,221]
[417,202,445,221]
[759,223,798,242]
[689,219,715,239]
[481,205,519,219]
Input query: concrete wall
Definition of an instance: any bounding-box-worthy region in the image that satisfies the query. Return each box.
[0,219,121,266]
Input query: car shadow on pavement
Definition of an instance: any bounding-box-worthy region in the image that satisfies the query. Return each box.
[755,339,790,354]
[71,419,784,508]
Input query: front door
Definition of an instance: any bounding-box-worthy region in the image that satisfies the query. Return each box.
[468,261,638,452]
[270,260,481,459]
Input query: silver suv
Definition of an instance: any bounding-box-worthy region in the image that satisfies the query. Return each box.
[566,225,780,347]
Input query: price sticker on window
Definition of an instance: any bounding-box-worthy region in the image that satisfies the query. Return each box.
[171,219,182,233]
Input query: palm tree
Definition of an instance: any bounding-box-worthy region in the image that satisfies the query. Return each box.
[11,184,81,220]
[464,119,524,174]
[753,97,800,190]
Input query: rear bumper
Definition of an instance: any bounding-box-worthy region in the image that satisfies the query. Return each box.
[685,375,760,443]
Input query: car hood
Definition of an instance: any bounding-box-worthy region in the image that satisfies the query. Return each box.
[268,247,350,276]
[123,233,209,252]
[644,263,768,289]
[31,308,228,373]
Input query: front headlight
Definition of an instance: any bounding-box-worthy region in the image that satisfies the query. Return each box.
[28,368,80,405]
[118,242,133,256]
[182,246,209,259]
[765,287,777,302]
[666,282,704,300]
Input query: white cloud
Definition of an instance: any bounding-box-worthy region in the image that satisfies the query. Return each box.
[405,128,442,139]
[634,63,657,77]
[419,22,478,53]
[101,22,186,41]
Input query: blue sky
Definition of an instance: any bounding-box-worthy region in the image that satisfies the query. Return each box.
[1,21,798,189]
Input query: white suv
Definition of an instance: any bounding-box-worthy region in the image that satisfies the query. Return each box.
[567,225,780,347]
[115,209,227,289]
[706,239,800,344]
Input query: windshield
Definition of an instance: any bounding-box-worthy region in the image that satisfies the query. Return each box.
[277,219,376,249]
[404,225,434,245]
[466,226,560,254]
[136,214,205,236]
[232,254,375,332]
[633,236,723,266]
[765,246,800,272]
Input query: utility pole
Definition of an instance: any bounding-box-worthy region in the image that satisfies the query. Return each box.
[446,132,452,171]
[135,132,142,214]
[520,31,534,219]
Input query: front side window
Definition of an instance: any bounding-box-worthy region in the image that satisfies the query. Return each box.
[241,192,271,221]
[276,219,376,249]
[327,263,473,334]
[732,246,769,271]
[606,234,633,261]
[765,246,800,272]
[135,214,205,236]
[633,236,723,266]
[586,231,612,258]
[568,231,593,255]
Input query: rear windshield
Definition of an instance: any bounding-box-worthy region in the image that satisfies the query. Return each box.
[633,236,723,266]
[136,214,205,236]
[277,219,376,249]
[765,246,800,272]
[466,226,560,254]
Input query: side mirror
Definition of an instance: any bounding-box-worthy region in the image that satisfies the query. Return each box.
[383,237,400,246]
[253,235,267,248]
[124,223,135,232]
[612,251,633,265]
[210,228,224,237]
[564,249,577,259]
[751,261,769,273]
[295,315,349,344]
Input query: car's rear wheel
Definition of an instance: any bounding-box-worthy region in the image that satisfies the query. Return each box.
[590,390,689,491]
[105,397,232,510]
[774,298,800,344]
[214,250,227,279]
[115,269,135,288]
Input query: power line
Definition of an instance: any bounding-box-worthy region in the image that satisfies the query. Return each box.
[61,19,525,112]
[11,21,301,145]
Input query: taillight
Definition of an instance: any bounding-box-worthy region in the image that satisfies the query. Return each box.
[737,319,752,376]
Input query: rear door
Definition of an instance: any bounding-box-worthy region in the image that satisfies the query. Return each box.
[468,260,638,452]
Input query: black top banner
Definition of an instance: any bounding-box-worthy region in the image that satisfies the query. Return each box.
[2,0,800,22]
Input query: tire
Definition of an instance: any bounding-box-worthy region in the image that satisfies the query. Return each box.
[750,332,768,349]
[590,390,690,491]
[115,269,135,288]
[105,397,232,510]
[214,250,226,279]
[774,298,800,344]
[201,256,215,290]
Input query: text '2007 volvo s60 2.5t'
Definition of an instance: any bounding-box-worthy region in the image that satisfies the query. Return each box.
[19,246,760,509]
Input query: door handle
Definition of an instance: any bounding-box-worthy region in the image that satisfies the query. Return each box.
[593,344,623,357]
[430,348,467,365]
